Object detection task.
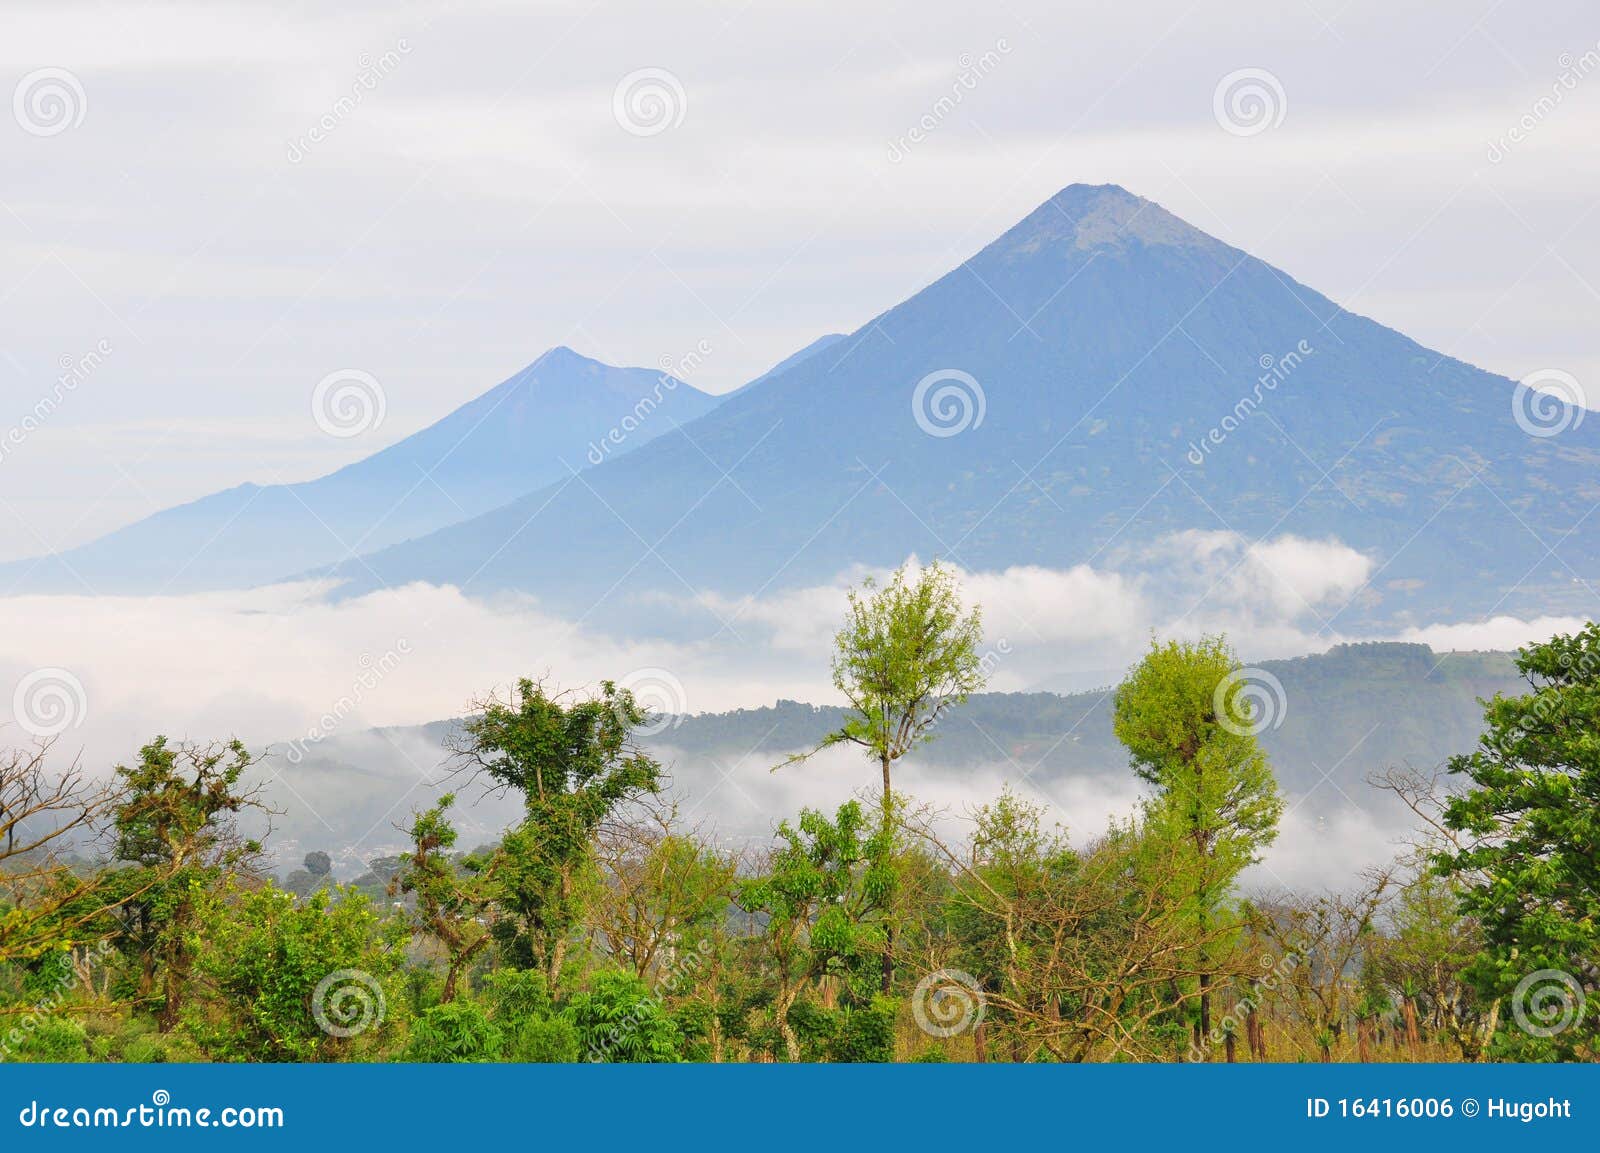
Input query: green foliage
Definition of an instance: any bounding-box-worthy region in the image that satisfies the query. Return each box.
[826,560,987,775]
[567,969,682,1062]
[1,1016,89,1062]
[404,1001,504,1063]
[185,880,403,1061]
[1440,623,1600,1060]
[454,679,662,980]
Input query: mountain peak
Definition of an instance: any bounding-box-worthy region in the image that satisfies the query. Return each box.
[992,183,1224,260]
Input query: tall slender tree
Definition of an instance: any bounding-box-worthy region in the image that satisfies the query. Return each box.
[792,560,986,993]
[1112,636,1283,1050]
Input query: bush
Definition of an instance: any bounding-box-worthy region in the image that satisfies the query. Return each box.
[567,970,681,1062]
[2,1016,90,1063]
[404,1001,503,1063]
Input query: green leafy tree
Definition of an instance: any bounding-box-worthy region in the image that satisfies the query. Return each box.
[737,801,892,1060]
[797,561,985,993]
[1112,637,1283,1047]
[405,1001,503,1063]
[109,737,270,1031]
[1439,622,1600,1060]
[186,880,403,1061]
[395,794,497,1003]
[568,969,683,1062]
[450,679,662,984]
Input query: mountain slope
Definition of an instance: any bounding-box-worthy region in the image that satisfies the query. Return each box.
[260,642,1525,864]
[0,347,721,593]
[329,184,1600,626]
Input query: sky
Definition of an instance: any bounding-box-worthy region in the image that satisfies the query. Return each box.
[1,2,1597,869]
[2,0,1598,557]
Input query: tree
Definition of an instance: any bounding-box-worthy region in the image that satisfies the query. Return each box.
[736,801,892,1060]
[1112,636,1284,1048]
[449,678,662,984]
[186,879,402,1061]
[798,560,985,993]
[1439,622,1600,1060]
[395,794,497,1003]
[109,737,270,1031]
[0,742,120,963]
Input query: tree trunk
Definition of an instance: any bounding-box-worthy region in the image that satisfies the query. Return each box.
[973,1020,988,1063]
[879,750,894,995]
[1224,1031,1236,1063]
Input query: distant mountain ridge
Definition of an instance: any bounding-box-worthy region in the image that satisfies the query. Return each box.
[0,347,727,593]
[322,184,1600,627]
[259,641,1527,867]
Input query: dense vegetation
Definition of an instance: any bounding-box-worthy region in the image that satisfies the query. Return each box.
[2,567,1596,1064]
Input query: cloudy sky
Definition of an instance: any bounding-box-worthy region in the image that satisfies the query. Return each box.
[2,0,1598,554]
[0,1,1596,838]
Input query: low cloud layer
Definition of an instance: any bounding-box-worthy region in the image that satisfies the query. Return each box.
[0,531,1583,782]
